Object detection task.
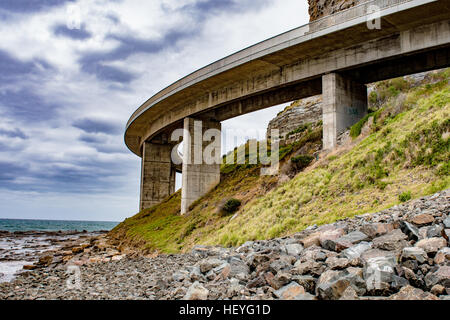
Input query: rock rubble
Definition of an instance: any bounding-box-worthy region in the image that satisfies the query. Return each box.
[0,189,448,300]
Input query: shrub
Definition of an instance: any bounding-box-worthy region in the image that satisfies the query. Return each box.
[218,198,241,216]
[369,91,378,105]
[398,191,412,202]
[291,155,314,170]
[286,124,309,138]
[350,114,371,138]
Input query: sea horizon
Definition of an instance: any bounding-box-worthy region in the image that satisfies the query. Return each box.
[0,218,120,233]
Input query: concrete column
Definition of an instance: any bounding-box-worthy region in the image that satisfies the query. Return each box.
[181,117,221,214]
[140,141,175,211]
[322,73,367,150]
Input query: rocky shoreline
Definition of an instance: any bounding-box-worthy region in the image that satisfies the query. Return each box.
[0,230,110,282]
[0,189,449,300]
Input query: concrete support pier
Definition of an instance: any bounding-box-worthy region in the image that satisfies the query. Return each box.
[181,117,221,214]
[322,73,368,150]
[140,141,176,211]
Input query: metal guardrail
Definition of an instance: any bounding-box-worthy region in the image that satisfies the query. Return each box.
[126,0,421,129]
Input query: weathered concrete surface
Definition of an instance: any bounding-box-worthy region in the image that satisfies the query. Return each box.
[127,0,450,210]
[140,141,176,211]
[308,0,364,22]
[125,0,450,157]
[323,73,368,149]
[181,118,221,214]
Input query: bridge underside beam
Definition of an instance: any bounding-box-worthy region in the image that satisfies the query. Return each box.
[140,141,176,211]
[322,73,368,150]
[181,117,221,215]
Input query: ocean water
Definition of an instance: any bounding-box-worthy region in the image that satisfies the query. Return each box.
[0,218,119,232]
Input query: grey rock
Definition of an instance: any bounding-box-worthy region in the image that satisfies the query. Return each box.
[443,217,450,229]
[427,225,444,238]
[434,247,450,265]
[334,231,370,252]
[425,266,450,288]
[397,221,420,241]
[372,229,408,251]
[183,281,209,300]
[188,266,204,281]
[316,269,366,300]
[293,260,325,276]
[199,258,226,273]
[325,257,350,270]
[415,237,447,254]
[283,243,304,257]
[401,247,428,264]
[228,257,250,279]
[363,255,397,293]
[388,285,439,300]
[341,242,372,260]
[273,282,305,300]
[292,275,317,293]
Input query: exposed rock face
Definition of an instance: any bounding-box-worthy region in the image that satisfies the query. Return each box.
[308,0,365,22]
[0,189,448,300]
[266,95,322,140]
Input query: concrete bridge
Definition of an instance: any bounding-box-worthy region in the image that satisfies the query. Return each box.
[124,0,450,214]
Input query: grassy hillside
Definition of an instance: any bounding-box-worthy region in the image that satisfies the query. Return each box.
[110,69,450,254]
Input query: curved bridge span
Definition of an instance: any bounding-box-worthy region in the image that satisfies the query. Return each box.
[124,0,450,213]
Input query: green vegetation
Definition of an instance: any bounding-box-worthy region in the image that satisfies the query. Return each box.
[291,155,314,170]
[219,198,242,216]
[398,191,412,202]
[286,123,310,138]
[110,68,450,253]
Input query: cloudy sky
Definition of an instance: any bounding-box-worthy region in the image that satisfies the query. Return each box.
[0,0,309,222]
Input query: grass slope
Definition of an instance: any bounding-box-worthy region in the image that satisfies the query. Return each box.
[111,69,450,253]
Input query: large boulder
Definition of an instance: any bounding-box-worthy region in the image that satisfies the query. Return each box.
[293,260,325,276]
[434,247,450,265]
[373,229,409,251]
[319,228,346,250]
[325,257,350,270]
[183,282,209,300]
[341,242,372,260]
[425,266,450,288]
[292,275,317,294]
[228,257,250,279]
[397,221,420,241]
[389,285,439,300]
[401,247,428,264]
[409,213,435,226]
[415,237,447,254]
[359,223,394,239]
[273,282,306,300]
[443,217,450,229]
[283,243,304,257]
[316,268,366,300]
[333,231,369,252]
[199,258,226,273]
[363,255,397,294]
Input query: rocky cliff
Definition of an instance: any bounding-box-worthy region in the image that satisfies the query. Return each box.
[308,0,364,21]
[266,95,322,140]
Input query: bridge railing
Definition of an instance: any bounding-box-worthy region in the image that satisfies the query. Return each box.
[127,0,421,129]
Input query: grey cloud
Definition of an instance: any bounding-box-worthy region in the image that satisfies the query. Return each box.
[0,128,28,139]
[54,24,92,40]
[72,118,122,135]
